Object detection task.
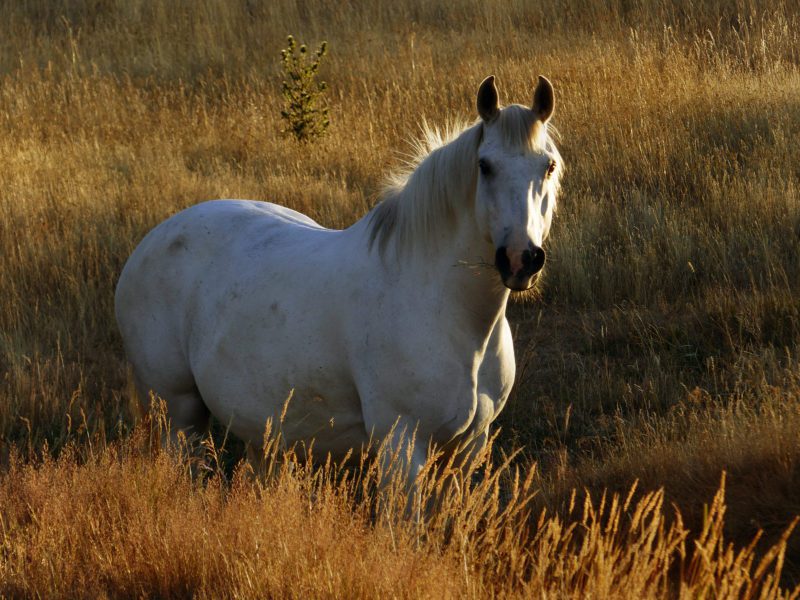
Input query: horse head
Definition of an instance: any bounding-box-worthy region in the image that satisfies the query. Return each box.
[474,75,562,291]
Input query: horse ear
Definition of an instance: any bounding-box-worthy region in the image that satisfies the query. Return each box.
[477,75,499,122]
[532,75,554,123]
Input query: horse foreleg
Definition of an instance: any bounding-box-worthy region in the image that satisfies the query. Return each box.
[455,429,490,474]
[375,417,428,520]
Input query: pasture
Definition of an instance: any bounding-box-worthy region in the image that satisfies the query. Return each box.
[1,0,800,596]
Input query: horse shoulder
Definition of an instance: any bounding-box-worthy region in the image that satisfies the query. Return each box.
[347,292,486,445]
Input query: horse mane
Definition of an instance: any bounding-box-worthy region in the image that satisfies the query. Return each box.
[368,104,562,255]
[367,120,480,255]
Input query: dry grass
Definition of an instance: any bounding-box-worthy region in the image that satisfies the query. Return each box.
[1,409,797,598]
[1,0,800,595]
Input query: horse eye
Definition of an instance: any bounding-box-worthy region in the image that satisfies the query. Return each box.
[478,158,492,177]
[546,160,557,178]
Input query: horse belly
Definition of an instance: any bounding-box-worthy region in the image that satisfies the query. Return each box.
[186,240,367,454]
[280,389,370,457]
[192,306,366,452]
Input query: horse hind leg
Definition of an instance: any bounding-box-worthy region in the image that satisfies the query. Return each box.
[132,371,210,444]
[164,385,211,441]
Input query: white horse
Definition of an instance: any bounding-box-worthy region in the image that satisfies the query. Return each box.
[115,75,563,481]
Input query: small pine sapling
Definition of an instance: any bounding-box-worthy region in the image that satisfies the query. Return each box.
[280,35,330,142]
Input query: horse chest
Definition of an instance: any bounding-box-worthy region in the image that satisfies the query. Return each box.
[457,346,513,440]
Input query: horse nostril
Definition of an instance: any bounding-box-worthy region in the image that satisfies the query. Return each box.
[527,244,546,274]
[495,246,511,274]
[496,244,544,282]
[521,249,532,266]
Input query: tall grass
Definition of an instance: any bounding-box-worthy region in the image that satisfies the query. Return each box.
[1,408,797,597]
[1,0,800,593]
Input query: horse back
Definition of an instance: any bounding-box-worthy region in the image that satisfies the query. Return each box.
[115,200,371,446]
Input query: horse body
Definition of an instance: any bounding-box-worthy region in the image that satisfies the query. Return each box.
[116,75,561,477]
[116,198,512,458]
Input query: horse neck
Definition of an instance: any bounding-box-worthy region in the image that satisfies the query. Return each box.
[423,204,510,333]
[362,123,510,335]
[361,190,510,339]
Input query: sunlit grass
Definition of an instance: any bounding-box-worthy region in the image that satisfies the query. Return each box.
[1,405,797,598]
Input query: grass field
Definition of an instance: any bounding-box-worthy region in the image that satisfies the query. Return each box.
[2,0,800,596]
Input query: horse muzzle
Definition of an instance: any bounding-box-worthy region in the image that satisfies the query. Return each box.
[495,244,545,291]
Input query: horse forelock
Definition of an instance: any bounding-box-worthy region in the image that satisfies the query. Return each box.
[495,104,564,159]
[495,104,543,152]
[495,104,564,194]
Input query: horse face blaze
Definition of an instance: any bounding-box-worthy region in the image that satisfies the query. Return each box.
[477,129,555,291]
